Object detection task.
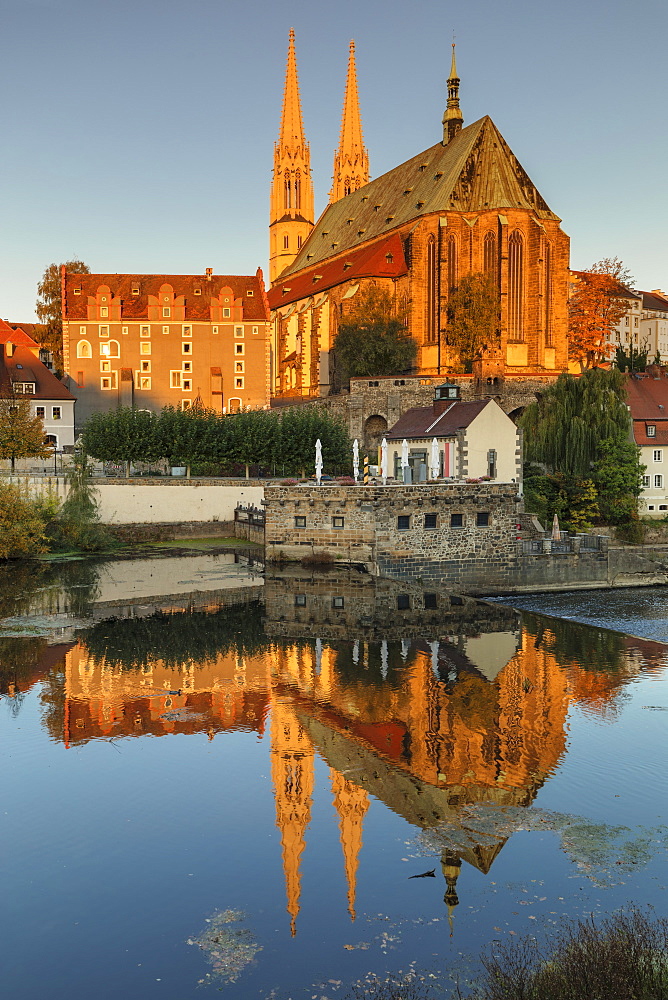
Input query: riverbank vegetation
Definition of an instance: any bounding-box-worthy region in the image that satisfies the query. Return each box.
[520,369,644,539]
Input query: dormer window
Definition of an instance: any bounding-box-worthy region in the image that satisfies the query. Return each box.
[313,275,322,282]
[194,287,202,295]
[647,424,657,437]
[385,253,394,263]
[73,287,81,295]
[132,286,140,295]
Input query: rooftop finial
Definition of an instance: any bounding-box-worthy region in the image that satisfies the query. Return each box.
[442,41,463,145]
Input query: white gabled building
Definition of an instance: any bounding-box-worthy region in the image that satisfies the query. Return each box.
[0,319,75,453]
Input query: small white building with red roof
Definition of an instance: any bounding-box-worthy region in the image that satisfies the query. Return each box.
[0,319,75,452]
[626,369,668,515]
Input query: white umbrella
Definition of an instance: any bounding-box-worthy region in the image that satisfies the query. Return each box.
[430,437,440,480]
[401,438,409,481]
[315,438,323,485]
[380,437,388,481]
[353,438,359,481]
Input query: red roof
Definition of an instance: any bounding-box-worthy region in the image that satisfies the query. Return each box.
[268,233,408,309]
[387,399,490,439]
[9,322,41,341]
[0,317,39,348]
[641,291,668,314]
[64,271,269,322]
[0,344,75,401]
[626,374,668,445]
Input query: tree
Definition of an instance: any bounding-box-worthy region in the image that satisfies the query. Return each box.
[36,259,90,369]
[0,393,52,472]
[614,341,650,373]
[155,406,211,477]
[332,285,416,389]
[569,257,635,371]
[81,407,161,476]
[445,272,500,371]
[0,481,48,558]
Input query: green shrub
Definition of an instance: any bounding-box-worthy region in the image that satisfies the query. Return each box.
[0,481,49,559]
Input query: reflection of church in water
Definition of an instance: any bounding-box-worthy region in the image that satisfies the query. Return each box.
[35,587,664,937]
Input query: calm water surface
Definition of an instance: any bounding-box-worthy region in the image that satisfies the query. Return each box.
[2,560,668,999]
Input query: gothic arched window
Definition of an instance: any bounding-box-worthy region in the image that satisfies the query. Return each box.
[447,235,457,293]
[484,231,497,280]
[284,174,291,211]
[426,235,438,344]
[508,230,524,342]
[544,240,553,347]
[294,172,301,211]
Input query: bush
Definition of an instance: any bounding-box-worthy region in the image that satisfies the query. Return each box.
[0,481,49,559]
[462,908,668,1000]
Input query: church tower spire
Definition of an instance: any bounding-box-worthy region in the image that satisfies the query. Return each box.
[270,29,315,284]
[330,40,369,203]
[442,42,463,145]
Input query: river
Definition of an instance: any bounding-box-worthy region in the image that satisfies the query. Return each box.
[1,554,667,999]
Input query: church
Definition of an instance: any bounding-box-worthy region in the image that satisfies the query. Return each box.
[267,33,570,397]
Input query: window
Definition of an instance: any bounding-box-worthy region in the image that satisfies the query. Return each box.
[294,594,306,606]
[100,305,109,318]
[424,513,438,529]
[79,326,86,335]
[235,377,244,389]
[194,287,202,295]
[138,376,151,390]
[655,475,663,488]
[397,594,410,610]
[170,371,181,388]
[451,513,464,528]
[36,406,45,419]
[140,342,151,355]
[182,360,192,373]
[235,343,244,355]
[212,326,219,335]
[283,235,289,250]
[182,325,192,337]
[182,378,192,392]
[487,448,497,479]
[332,596,345,609]
[424,593,438,609]
[181,399,192,410]
[228,398,241,413]
[162,326,170,335]
[332,516,344,528]
[106,340,120,358]
[140,325,150,338]
[99,325,109,338]
[654,450,663,462]
[163,306,171,318]
[295,516,306,528]
[397,515,410,530]
[122,326,128,335]
[100,360,111,373]
[235,361,245,373]
[508,230,524,341]
[476,512,490,527]
[643,475,651,487]
[426,235,437,343]
[223,308,231,318]
[141,360,151,373]
[297,235,303,249]
[182,342,192,354]
[100,374,117,390]
[235,326,244,338]
[648,505,655,511]
[132,286,140,295]
[252,326,259,335]
[661,505,668,511]
[647,425,656,437]
[73,287,81,295]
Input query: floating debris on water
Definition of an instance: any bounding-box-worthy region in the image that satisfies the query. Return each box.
[187,908,261,986]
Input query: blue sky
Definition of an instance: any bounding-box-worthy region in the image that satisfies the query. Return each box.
[1,0,666,319]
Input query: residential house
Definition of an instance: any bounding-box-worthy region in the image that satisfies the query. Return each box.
[0,319,75,451]
[385,383,521,483]
[626,371,668,515]
[640,291,668,361]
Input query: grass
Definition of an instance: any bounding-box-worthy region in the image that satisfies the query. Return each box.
[459,908,668,1000]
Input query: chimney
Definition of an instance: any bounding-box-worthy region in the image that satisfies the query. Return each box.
[205,268,213,281]
[433,382,460,415]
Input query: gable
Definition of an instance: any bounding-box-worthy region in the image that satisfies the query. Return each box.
[281,116,560,279]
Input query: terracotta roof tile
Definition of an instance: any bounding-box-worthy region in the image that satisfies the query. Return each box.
[0,318,39,348]
[64,271,269,322]
[0,344,75,401]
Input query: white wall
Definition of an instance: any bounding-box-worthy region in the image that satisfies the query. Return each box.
[465,401,519,481]
[94,482,264,523]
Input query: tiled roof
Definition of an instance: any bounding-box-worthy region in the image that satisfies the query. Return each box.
[9,322,41,341]
[0,344,74,401]
[387,399,489,439]
[64,271,269,322]
[634,421,668,447]
[626,374,668,419]
[281,116,560,278]
[0,317,39,348]
[641,291,668,314]
[268,233,407,309]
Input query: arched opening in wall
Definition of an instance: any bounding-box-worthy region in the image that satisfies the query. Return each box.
[76,340,91,358]
[364,414,388,453]
[447,235,457,293]
[294,171,301,211]
[507,406,525,424]
[484,231,497,282]
[543,240,553,347]
[426,235,437,343]
[284,173,291,211]
[228,398,242,414]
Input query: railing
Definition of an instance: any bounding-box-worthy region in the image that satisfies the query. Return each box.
[235,505,266,527]
[521,533,608,556]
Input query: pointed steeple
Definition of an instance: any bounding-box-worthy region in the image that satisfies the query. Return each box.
[442,42,464,145]
[330,40,369,203]
[270,29,315,284]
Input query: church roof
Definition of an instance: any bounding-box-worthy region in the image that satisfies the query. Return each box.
[281,115,561,278]
[267,233,407,309]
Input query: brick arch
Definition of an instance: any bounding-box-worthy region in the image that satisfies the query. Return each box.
[364,413,388,452]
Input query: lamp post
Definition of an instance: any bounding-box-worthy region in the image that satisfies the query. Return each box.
[52,443,58,476]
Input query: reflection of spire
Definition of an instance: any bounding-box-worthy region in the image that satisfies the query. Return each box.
[270,694,314,936]
[330,768,369,921]
[441,850,461,936]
